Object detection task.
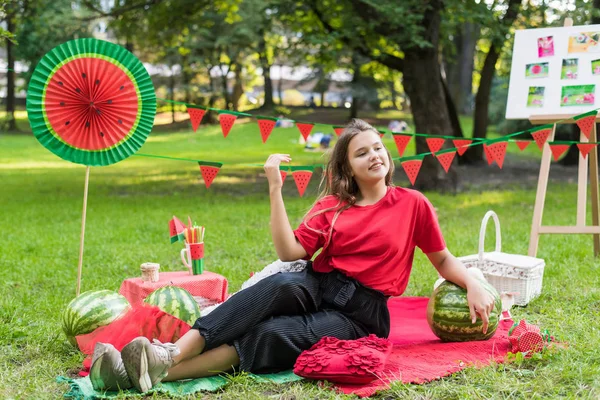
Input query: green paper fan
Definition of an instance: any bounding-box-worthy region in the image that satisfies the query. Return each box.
[26,38,156,166]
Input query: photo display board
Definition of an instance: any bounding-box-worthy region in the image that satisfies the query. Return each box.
[506,24,600,119]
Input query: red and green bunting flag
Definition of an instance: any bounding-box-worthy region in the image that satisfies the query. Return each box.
[187,106,207,132]
[549,144,570,161]
[218,112,237,138]
[577,143,597,159]
[437,150,456,172]
[296,122,314,141]
[514,140,531,151]
[198,161,223,188]
[169,216,186,244]
[279,167,288,183]
[333,126,345,136]
[401,159,423,186]
[393,133,411,157]
[289,166,313,197]
[452,139,472,156]
[426,137,445,155]
[530,126,553,150]
[256,116,277,143]
[574,110,597,140]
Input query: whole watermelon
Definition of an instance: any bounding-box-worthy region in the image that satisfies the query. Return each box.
[144,286,201,326]
[427,280,502,342]
[62,290,131,347]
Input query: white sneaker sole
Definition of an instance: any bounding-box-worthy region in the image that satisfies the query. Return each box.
[122,338,152,393]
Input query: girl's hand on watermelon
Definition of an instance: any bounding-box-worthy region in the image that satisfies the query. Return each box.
[264,154,291,190]
[466,281,496,334]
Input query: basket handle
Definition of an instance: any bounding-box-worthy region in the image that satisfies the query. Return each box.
[478,210,502,261]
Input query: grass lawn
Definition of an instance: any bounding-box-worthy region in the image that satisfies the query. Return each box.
[1,115,600,399]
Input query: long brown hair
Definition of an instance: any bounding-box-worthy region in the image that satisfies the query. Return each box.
[302,119,394,248]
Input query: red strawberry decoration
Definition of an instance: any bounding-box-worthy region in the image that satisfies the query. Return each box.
[187,106,206,132]
[437,151,456,173]
[393,134,411,157]
[198,161,222,189]
[401,159,422,186]
[257,118,276,143]
[452,139,472,156]
[296,122,314,141]
[291,168,313,197]
[219,113,237,138]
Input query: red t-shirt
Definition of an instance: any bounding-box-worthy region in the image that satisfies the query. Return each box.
[294,186,446,296]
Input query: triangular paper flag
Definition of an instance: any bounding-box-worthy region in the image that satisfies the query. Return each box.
[531,128,552,150]
[392,134,411,157]
[187,106,206,132]
[452,139,472,156]
[401,159,423,186]
[218,113,237,138]
[483,143,494,165]
[514,140,531,151]
[280,169,287,183]
[437,151,456,173]
[378,130,386,139]
[426,137,445,155]
[577,143,597,159]
[257,118,276,143]
[292,169,312,197]
[574,111,597,140]
[549,144,570,161]
[333,126,344,136]
[198,162,223,189]
[296,122,314,141]
[169,216,186,244]
[489,142,508,169]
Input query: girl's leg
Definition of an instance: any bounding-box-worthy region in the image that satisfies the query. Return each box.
[193,270,321,353]
[163,344,240,381]
[171,329,205,364]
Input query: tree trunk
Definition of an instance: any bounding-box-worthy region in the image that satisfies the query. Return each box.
[390,79,397,109]
[231,62,244,112]
[221,67,230,110]
[181,54,191,104]
[5,3,17,132]
[350,57,361,119]
[277,64,284,105]
[441,73,464,139]
[169,69,176,124]
[258,33,274,109]
[320,90,326,107]
[445,22,477,115]
[403,49,458,192]
[464,0,521,164]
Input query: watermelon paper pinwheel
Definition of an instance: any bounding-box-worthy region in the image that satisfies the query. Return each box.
[25,38,156,296]
[26,38,156,166]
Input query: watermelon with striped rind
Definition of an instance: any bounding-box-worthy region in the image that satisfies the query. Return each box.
[62,290,131,348]
[426,280,501,342]
[144,286,201,326]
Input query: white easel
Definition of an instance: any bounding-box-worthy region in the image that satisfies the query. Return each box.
[528,19,600,257]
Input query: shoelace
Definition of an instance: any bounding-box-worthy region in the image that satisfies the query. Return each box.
[152,339,181,361]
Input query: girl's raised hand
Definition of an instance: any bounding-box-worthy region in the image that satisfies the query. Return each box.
[264,154,291,190]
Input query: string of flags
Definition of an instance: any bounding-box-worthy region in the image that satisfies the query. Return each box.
[147,99,600,194]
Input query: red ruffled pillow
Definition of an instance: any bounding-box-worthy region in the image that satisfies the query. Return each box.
[293,334,393,384]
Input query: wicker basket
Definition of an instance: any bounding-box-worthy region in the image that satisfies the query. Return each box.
[458,211,545,306]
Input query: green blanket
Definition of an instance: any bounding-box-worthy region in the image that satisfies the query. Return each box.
[58,371,302,399]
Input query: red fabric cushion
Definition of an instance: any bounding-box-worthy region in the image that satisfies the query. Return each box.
[293,334,393,384]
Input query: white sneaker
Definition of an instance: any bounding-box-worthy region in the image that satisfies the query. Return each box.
[90,343,132,391]
[121,337,180,393]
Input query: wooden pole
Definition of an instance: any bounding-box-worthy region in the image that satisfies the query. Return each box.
[76,166,91,296]
[589,123,600,256]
